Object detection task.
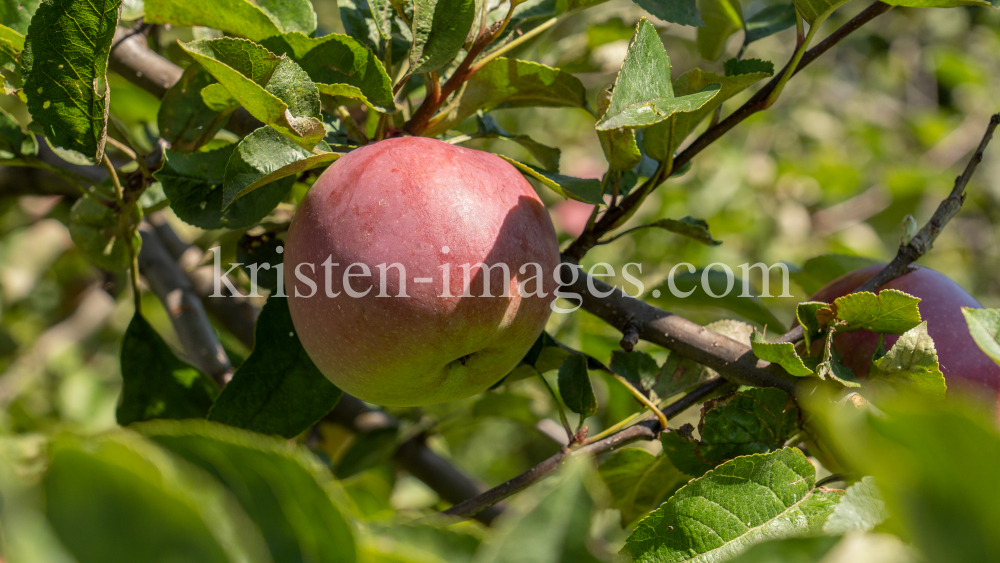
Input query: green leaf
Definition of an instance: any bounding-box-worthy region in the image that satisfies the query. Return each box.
[750,331,814,376]
[962,308,1000,366]
[697,388,800,464]
[0,106,36,158]
[632,0,702,26]
[644,60,773,161]
[137,419,356,563]
[818,399,1000,563]
[424,58,587,136]
[208,296,343,439]
[68,196,141,271]
[256,0,318,35]
[261,32,395,113]
[158,65,233,153]
[472,458,604,563]
[0,22,23,50]
[696,0,742,61]
[468,112,561,172]
[157,144,295,230]
[723,536,842,563]
[201,83,241,112]
[650,217,722,246]
[883,0,991,6]
[116,313,217,426]
[623,448,843,563]
[335,427,398,479]
[650,268,786,330]
[794,0,854,25]
[867,322,946,396]
[365,522,481,563]
[409,0,477,74]
[597,19,720,131]
[224,127,340,207]
[43,432,272,563]
[595,84,642,171]
[499,155,603,204]
[145,0,287,41]
[472,392,539,427]
[796,301,827,352]
[610,350,660,396]
[0,0,41,34]
[599,448,687,526]
[833,289,922,334]
[180,38,324,149]
[21,0,123,163]
[657,319,752,399]
[503,331,572,384]
[789,254,880,296]
[557,354,597,417]
[744,3,797,45]
[823,477,889,534]
[660,427,713,476]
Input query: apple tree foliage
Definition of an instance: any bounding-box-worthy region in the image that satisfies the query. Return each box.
[0,0,999,561]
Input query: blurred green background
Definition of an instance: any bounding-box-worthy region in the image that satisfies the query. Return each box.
[0,0,998,542]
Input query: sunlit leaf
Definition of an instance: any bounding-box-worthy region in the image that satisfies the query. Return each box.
[596,20,719,130]
[224,127,340,207]
[409,0,477,74]
[22,0,123,163]
[644,59,773,160]
[823,477,889,534]
[138,419,356,563]
[696,0,742,61]
[623,448,843,563]
[261,31,394,112]
[156,144,295,229]
[834,289,922,334]
[180,37,324,149]
[750,331,814,376]
[500,155,603,204]
[962,307,1000,366]
[867,322,946,396]
[424,58,588,136]
[157,65,233,153]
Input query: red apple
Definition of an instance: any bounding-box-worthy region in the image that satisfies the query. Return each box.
[809,264,1000,393]
[284,137,560,406]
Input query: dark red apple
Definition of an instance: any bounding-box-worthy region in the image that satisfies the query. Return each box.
[809,264,1000,393]
[284,137,560,406]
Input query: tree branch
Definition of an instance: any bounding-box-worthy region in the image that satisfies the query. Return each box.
[562,262,798,394]
[776,112,999,344]
[136,223,234,386]
[564,2,894,261]
[441,377,725,520]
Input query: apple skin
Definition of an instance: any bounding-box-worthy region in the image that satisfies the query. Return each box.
[809,264,1000,393]
[284,137,560,406]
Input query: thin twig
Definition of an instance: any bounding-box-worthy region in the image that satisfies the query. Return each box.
[776,113,999,344]
[563,262,799,394]
[441,377,725,519]
[136,224,234,385]
[564,2,894,260]
[611,371,668,431]
[537,373,575,443]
